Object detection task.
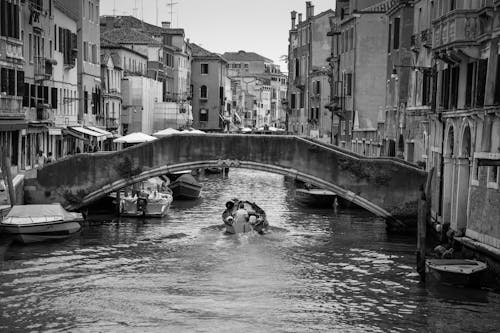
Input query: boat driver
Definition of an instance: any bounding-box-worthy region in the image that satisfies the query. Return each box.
[234,203,249,225]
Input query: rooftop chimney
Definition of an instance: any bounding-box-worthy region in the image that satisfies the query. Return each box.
[161,21,171,29]
[306,1,311,19]
[291,11,297,29]
[298,13,303,24]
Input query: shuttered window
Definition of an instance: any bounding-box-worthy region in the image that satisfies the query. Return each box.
[51,87,58,109]
[16,70,24,97]
[23,83,29,107]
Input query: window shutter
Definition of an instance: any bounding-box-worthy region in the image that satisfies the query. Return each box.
[59,27,63,52]
[8,69,15,96]
[43,86,49,104]
[51,87,58,109]
[13,4,19,39]
[16,70,24,97]
[30,84,36,107]
[0,68,7,93]
[23,83,29,107]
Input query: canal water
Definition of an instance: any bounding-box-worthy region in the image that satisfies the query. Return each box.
[1,169,500,332]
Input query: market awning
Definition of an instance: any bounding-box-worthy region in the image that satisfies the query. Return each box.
[68,126,107,141]
[85,126,113,138]
[0,119,28,131]
[62,128,87,141]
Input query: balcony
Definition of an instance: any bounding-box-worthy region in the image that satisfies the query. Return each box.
[432,8,493,51]
[34,57,55,83]
[0,95,23,118]
[35,107,54,122]
[421,29,432,48]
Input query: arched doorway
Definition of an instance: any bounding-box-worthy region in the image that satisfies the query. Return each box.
[442,124,455,225]
[454,125,471,233]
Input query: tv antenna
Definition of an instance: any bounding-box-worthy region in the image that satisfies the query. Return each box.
[166,0,179,27]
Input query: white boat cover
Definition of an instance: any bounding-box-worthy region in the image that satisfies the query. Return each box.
[2,204,82,225]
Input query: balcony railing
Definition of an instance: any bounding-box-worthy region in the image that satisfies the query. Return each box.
[0,95,23,116]
[421,29,432,48]
[432,9,491,50]
[35,107,54,122]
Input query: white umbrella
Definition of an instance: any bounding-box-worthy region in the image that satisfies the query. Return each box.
[153,128,180,137]
[268,126,279,132]
[180,128,206,134]
[240,127,252,133]
[113,132,158,144]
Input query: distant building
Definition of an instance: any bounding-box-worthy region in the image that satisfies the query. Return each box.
[287,3,334,141]
[190,43,229,131]
[224,50,287,129]
[100,44,123,147]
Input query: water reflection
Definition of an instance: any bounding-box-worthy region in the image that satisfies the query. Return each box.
[0,169,499,332]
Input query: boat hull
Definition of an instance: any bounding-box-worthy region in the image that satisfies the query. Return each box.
[1,221,82,243]
[425,259,487,286]
[295,189,336,208]
[169,176,201,200]
[120,196,172,217]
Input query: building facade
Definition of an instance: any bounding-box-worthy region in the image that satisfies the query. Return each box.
[0,0,25,172]
[287,3,334,141]
[191,43,228,131]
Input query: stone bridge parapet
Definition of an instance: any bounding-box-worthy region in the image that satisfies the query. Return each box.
[24,134,427,231]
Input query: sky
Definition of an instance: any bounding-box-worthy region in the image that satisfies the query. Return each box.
[100,0,336,72]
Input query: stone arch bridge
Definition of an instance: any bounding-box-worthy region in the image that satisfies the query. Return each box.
[24,135,427,231]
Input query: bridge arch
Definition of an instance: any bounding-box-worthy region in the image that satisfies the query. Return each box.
[25,135,427,231]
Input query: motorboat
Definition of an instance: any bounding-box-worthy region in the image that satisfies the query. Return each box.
[119,178,173,217]
[120,188,173,217]
[222,199,269,235]
[425,259,487,286]
[169,174,202,200]
[0,204,83,243]
[295,187,337,208]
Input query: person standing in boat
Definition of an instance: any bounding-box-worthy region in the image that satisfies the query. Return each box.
[233,202,250,233]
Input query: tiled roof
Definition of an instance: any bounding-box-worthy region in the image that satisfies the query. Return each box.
[100,15,185,36]
[223,51,273,63]
[101,28,162,46]
[191,43,226,62]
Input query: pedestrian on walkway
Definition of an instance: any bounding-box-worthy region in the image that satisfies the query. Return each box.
[37,150,47,168]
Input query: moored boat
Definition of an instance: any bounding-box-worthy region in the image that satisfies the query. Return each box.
[222,199,268,235]
[425,259,487,286]
[120,189,173,217]
[0,204,83,243]
[169,174,202,200]
[295,188,337,208]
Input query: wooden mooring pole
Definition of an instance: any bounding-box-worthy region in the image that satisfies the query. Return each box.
[417,167,434,282]
[0,147,16,207]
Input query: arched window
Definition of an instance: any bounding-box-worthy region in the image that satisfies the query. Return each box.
[200,85,208,99]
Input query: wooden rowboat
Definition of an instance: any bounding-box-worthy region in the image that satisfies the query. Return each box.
[425,259,487,286]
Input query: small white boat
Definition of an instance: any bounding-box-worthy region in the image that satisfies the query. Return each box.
[120,190,173,217]
[426,259,487,286]
[0,204,83,243]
